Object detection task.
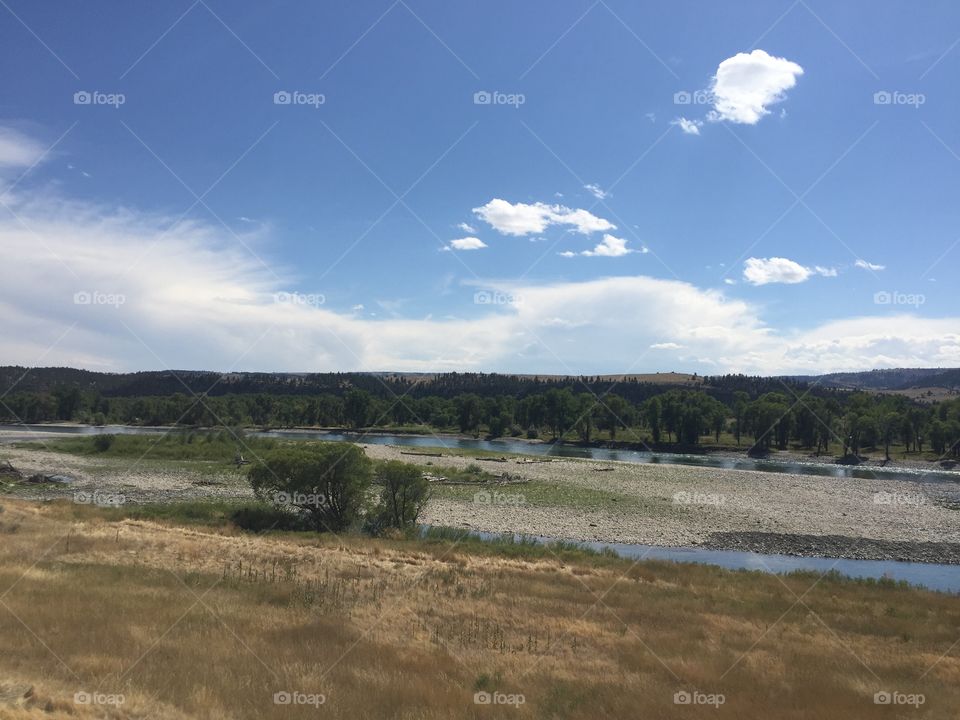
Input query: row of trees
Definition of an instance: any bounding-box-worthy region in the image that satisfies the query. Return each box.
[248,443,429,533]
[3,385,959,457]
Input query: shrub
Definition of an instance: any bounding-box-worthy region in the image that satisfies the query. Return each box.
[373,461,429,532]
[248,443,372,533]
[230,506,306,533]
[92,434,115,452]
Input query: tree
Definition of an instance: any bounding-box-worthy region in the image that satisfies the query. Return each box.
[574,393,596,443]
[344,389,372,429]
[375,461,430,531]
[248,443,372,532]
[880,411,900,460]
[732,391,749,446]
[454,394,482,435]
[599,394,631,440]
[645,397,662,444]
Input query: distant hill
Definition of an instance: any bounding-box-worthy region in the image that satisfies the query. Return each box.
[791,368,960,391]
[1,366,955,404]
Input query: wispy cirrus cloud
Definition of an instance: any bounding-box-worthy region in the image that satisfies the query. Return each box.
[855,258,885,271]
[0,126,51,170]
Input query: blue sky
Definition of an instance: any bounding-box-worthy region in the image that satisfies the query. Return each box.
[1,0,959,374]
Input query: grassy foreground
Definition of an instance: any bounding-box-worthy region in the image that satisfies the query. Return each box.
[0,499,958,719]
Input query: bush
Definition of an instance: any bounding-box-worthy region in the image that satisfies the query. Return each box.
[230,506,307,533]
[372,461,429,532]
[526,427,539,439]
[92,434,115,452]
[248,443,372,533]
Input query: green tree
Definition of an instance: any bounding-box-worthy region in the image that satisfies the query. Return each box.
[375,461,430,531]
[248,443,372,532]
[344,389,372,429]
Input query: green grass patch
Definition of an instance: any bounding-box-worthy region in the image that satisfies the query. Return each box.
[14,431,279,461]
[429,478,648,511]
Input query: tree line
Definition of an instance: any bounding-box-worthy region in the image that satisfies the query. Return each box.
[2,383,958,457]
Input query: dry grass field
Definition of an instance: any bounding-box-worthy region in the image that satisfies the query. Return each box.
[0,498,958,719]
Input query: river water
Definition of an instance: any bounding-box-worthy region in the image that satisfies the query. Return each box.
[5,424,959,592]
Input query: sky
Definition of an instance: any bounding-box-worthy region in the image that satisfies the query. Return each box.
[1,0,959,376]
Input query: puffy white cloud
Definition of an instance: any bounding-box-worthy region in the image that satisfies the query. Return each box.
[672,117,703,135]
[457,222,477,233]
[0,125,954,378]
[743,257,835,285]
[708,49,803,125]
[855,259,885,271]
[473,198,615,236]
[2,193,958,377]
[447,237,487,251]
[582,234,634,257]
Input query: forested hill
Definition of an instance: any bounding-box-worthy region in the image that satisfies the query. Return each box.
[790,368,960,391]
[1,366,806,404]
[1,366,956,404]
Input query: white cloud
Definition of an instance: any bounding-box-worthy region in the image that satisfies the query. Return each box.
[448,237,487,251]
[743,257,835,285]
[2,193,957,376]
[473,198,615,236]
[582,234,634,257]
[457,222,477,233]
[558,251,576,258]
[672,117,702,135]
[0,126,49,170]
[0,129,955,378]
[855,259,885,271]
[583,183,608,200]
[708,49,803,125]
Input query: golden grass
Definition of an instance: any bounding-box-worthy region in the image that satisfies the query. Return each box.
[0,499,957,719]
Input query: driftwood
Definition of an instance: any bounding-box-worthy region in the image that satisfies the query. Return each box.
[401,451,443,457]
